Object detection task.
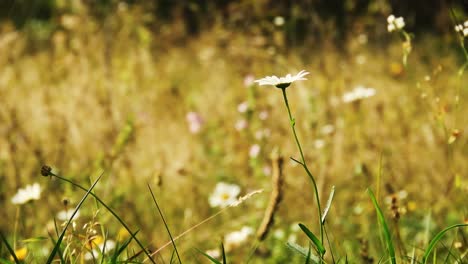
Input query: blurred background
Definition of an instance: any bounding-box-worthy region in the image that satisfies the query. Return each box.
[0,0,467,263]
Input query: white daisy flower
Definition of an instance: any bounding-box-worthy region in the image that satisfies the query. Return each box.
[11,183,41,204]
[208,182,241,208]
[254,70,309,89]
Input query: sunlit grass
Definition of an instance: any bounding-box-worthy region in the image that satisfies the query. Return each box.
[0,8,467,263]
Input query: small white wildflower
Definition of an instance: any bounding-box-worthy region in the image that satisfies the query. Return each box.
[209,182,241,208]
[273,229,286,240]
[57,209,80,222]
[254,70,309,89]
[314,139,325,149]
[237,102,249,113]
[186,112,204,134]
[394,17,405,29]
[357,33,368,44]
[235,119,248,131]
[224,226,254,251]
[387,14,405,32]
[254,129,271,140]
[354,204,364,215]
[342,86,376,103]
[356,54,367,65]
[244,74,255,87]
[274,16,285,26]
[290,223,301,232]
[11,183,41,204]
[464,20,468,27]
[455,24,463,32]
[320,124,335,135]
[249,144,261,158]
[258,110,269,120]
[463,28,468,37]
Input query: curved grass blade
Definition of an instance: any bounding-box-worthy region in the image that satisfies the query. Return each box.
[367,188,396,264]
[197,248,222,264]
[286,241,320,263]
[147,184,182,264]
[422,223,468,264]
[321,186,335,224]
[0,231,19,264]
[298,223,326,256]
[46,172,103,264]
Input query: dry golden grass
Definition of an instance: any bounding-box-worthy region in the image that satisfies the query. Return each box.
[0,9,467,263]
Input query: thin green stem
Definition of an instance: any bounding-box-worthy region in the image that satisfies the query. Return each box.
[280,88,323,246]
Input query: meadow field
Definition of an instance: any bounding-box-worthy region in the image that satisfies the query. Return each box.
[0,1,467,263]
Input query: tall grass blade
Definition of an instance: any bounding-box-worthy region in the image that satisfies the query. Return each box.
[321,186,335,224]
[46,172,103,264]
[147,183,182,264]
[298,223,326,256]
[367,188,396,264]
[305,244,312,264]
[0,231,19,264]
[422,223,468,264]
[221,242,226,264]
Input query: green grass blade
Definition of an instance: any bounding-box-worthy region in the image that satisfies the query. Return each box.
[367,188,396,264]
[0,232,19,264]
[196,248,222,264]
[147,183,182,263]
[221,242,226,264]
[305,243,312,264]
[422,223,468,264]
[298,223,326,256]
[46,172,103,264]
[286,241,320,263]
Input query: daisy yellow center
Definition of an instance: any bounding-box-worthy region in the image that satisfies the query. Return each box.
[221,193,230,201]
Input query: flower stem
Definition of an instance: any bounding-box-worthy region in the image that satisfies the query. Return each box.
[280,88,324,246]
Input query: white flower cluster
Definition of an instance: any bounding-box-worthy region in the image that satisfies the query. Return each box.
[387,15,405,32]
[455,20,468,37]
